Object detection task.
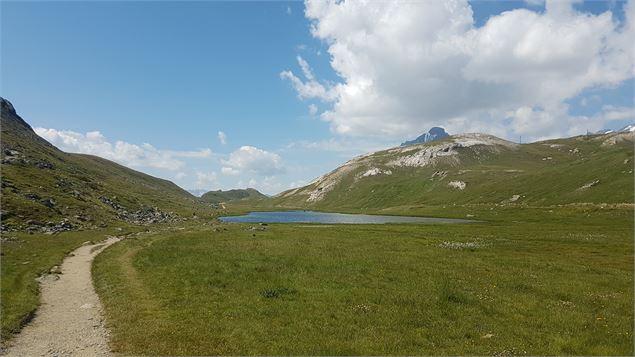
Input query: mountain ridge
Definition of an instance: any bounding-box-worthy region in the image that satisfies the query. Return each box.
[271,131,634,209]
[200,188,267,204]
[0,97,205,232]
[400,127,449,146]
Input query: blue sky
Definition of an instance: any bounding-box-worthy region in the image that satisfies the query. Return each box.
[2,0,633,194]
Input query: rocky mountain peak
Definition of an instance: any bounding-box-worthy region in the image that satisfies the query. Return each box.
[401,127,450,146]
[1,97,17,116]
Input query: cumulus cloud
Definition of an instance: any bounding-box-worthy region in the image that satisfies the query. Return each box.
[175,172,187,180]
[221,146,285,176]
[282,0,635,141]
[195,171,218,190]
[237,177,282,194]
[217,131,227,145]
[35,127,212,171]
[308,103,318,115]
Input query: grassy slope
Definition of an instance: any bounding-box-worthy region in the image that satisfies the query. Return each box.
[93,207,633,355]
[0,99,205,230]
[269,134,634,210]
[0,99,216,342]
[200,188,267,204]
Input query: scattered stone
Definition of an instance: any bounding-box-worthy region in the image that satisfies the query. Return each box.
[40,198,56,208]
[24,193,41,201]
[26,219,43,226]
[430,170,448,180]
[3,148,19,156]
[99,196,178,225]
[578,180,600,190]
[439,240,485,249]
[50,266,62,274]
[448,180,466,190]
[481,333,495,339]
[358,167,393,178]
[35,161,54,170]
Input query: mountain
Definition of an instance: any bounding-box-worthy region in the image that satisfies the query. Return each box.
[200,188,267,204]
[272,132,634,210]
[596,124,634,134]
[596,129,614,134]
[401,127,449,146]
[0,98,204,233]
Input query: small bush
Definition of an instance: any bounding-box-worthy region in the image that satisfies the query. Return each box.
[259,287,296,299]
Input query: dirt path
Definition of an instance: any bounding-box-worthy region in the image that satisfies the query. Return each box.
[4,236,121,357]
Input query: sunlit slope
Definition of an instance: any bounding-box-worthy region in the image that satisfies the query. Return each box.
[0,98,203,230]
[272,133,634,210]
[200,188,267,204]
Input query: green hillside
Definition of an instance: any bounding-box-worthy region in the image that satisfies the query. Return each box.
[200,188,267,204]
[0,98,206,233]
[271,133,634,211]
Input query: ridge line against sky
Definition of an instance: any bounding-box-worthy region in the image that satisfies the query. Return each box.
[2,0,634,195]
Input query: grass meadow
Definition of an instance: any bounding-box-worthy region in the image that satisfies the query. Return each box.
[91,207,633,355]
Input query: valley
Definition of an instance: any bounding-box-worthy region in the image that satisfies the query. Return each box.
[1,97,633,355]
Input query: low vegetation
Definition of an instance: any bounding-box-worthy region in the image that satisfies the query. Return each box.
[270,133,634,209]
[200,188,267,205]
[93,206,633,355]
[1,97,633,355]
[0,226,141,341]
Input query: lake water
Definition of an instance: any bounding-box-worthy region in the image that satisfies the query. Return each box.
[219,210,474,224]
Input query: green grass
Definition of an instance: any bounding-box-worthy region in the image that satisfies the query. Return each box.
[1,104,210,230]
[93,207,633,355]
[200,188,268,204]
[270,134,634,210]
[0,226,142,342]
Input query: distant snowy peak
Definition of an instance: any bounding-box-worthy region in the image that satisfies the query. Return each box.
[596,129,614,134]
[595,124,634,134]
[401,127,450,146]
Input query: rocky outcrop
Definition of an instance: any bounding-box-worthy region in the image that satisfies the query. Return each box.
[100,196,178,224]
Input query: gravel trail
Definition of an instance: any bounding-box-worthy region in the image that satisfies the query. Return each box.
[4,236,121,357]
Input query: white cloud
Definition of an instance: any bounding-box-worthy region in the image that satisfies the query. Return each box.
[280,56,339,102]
[221,146,285,176]
[286,137,391,156]
[505,104,635,140]
[308,103,318,115]
[221,166,240,176]
[35,128,212,171]
[600,106,635,121]
[282,0,635,141]
[195,171,218,190]
[175,172,187,180]
[288,179,307,189]
[238,176,282,194]
[217,131,227,145]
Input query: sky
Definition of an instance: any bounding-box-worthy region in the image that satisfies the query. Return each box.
[2,0,634,195]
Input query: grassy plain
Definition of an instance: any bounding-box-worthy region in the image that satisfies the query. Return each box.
[92,206,633,355]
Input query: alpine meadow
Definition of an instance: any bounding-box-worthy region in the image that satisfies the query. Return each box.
[1,1,634,356]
